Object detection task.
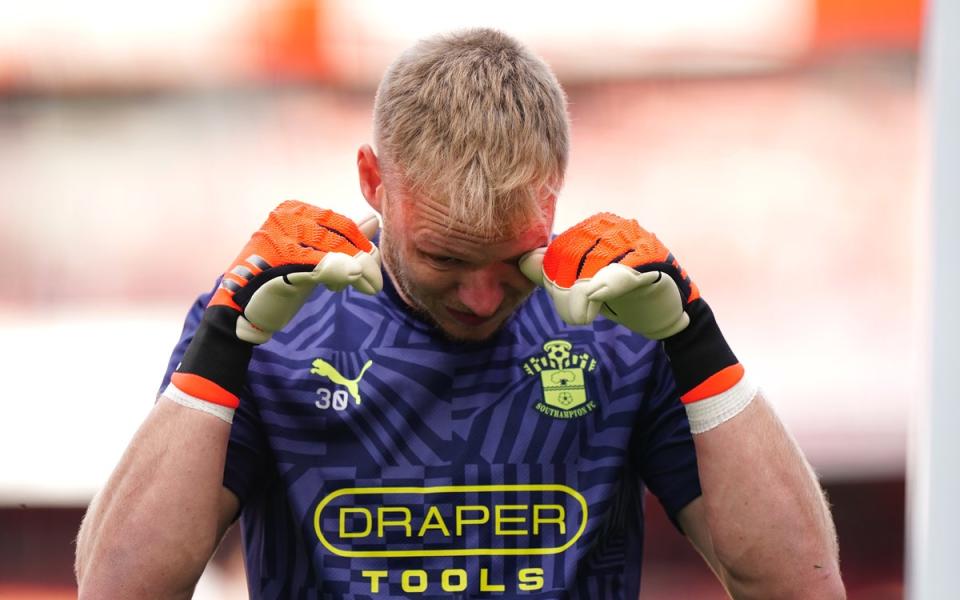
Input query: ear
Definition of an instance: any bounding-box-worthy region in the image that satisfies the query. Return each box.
[357,145,383,212]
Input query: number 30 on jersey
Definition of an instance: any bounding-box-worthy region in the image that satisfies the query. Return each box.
[315,387,350,411]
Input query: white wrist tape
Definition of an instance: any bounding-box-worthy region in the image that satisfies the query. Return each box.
[162,382,235,424]
[684,375,758,434]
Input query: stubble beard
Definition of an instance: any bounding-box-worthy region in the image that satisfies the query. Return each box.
[378,230,442,329]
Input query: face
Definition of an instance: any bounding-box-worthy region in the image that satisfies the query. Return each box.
[381,192,552,341]
[357,146,554,342]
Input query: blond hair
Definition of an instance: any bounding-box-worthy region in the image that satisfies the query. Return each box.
[374,28,569,237]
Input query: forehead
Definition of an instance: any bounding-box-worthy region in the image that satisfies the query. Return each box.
[398,192,550,259]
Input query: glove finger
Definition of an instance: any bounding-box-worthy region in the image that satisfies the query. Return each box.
[584,264,661,304]
[519,247,547,286]
[357,213,380,241]
[239,273,317,342]
[302,251,381,295]
[295,252,359,292]
[544,277,603,326]
[351,246,383,295]
[286,248,382,295]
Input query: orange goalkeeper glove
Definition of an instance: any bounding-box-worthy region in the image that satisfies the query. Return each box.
[165,200,381,421]
[520,212,756,432]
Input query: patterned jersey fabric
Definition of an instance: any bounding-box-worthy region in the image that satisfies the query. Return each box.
[160,266,701,599]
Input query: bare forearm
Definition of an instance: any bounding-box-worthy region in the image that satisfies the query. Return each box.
[76,397,231,599]
[693,393,844,599]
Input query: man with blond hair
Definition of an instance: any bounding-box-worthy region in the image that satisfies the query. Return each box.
[76,28,845,599]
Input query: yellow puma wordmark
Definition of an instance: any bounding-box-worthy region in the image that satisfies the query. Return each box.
[310,359,373,404]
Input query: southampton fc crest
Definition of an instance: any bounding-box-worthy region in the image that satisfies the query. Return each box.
[523,340,598,419]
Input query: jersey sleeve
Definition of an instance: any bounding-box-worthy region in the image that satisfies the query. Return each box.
[158,282,270,511]
[630,342,702,530]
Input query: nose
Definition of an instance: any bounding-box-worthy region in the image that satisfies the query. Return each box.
[457,267,506,317]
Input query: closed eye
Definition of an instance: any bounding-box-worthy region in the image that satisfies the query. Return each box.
[421,251,466,268]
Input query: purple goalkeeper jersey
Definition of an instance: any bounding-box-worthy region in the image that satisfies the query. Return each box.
[160,268,701,599]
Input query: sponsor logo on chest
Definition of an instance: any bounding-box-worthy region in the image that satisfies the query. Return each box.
[310,358,372,410]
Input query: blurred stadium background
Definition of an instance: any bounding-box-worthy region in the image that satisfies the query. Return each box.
[0,0,925,598]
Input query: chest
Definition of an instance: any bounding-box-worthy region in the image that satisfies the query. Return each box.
[242,336,652,586]
[247,338,642,470]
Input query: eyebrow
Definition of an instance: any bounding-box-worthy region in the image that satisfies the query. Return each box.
[414,238,533,265]
[414,239,469,259]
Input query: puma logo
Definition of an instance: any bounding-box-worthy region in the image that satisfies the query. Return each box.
[310,358,373,404]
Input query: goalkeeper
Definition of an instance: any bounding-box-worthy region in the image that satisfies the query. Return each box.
[75,28,845,599]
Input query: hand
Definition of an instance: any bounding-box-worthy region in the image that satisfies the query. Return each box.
[208,200,382,344]
[519,212,698,340]
[167,201,382,416]
[521,213,752,426]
